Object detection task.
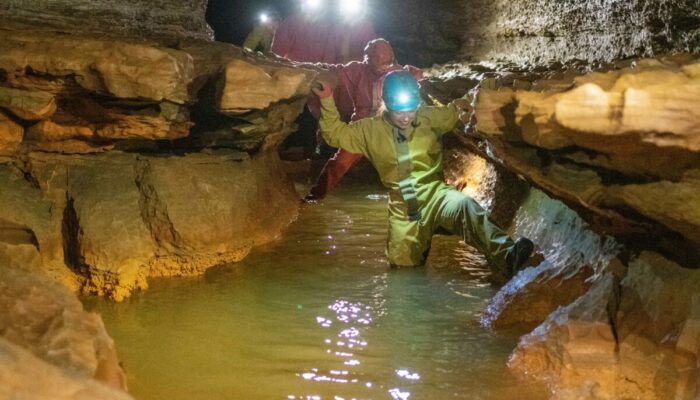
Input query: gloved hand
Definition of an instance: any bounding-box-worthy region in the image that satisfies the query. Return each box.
[312,80,333,99]
[446,177,467,191]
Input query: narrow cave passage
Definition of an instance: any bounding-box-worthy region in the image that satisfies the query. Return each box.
[0,0,698,399]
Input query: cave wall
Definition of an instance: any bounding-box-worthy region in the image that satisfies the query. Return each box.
[460,0,700,64]
[0,0,214,42]
[379,0,699,66]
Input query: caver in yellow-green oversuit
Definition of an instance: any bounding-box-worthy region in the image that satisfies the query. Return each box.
[319,96,517,276]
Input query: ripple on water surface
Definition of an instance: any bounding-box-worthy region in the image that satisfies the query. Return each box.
[86,182,547,400]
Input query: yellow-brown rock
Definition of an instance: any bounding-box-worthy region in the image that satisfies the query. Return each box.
[473,88,515,136]
[606,170,700,246]
[0,86,56,120]
[0,338,132,400]
[217,58,315,114]
[26,100,192,145]
[515,91,575,149]
[0,267,128,392]
[20,149,300,301]
[482,263,593,329]
[0,111,23,154]
[0,31,195,104]
[0,163,75,287]
[555,79,700,151]
[510,252,700,399]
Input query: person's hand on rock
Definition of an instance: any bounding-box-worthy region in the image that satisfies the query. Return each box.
[446,177,468,191]
[312,80,333,99]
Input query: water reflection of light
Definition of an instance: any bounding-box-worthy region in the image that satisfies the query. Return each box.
[300,294,382,396]
[366,193,389,201]
[389,388,411,400]
[396,369,421,380]
[339,327,359,338]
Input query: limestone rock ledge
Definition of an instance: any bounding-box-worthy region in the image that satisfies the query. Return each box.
[458,54,700,265]
[0,267,130,397]
[0,30,316,300]
[428,54,700,399]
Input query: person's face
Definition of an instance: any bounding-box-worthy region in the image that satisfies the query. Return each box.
[368,46,395,75]
[388,110,417,130]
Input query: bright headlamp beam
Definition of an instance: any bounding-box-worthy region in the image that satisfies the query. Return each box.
[340,1,365,17]
[304,0,322,11]
[259,13,269,23]
[397,92,411,105]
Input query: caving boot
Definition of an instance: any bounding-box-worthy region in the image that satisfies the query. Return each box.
[506,238,535,276]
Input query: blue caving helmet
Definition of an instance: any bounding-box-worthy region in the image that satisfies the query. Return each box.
[382,70,420,112]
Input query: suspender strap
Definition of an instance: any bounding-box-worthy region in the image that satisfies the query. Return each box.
[393,127,422,221]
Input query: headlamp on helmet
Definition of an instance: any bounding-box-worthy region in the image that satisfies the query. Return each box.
[382,71,420,112]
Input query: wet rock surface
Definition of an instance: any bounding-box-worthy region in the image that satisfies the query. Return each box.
[0,2,314,398]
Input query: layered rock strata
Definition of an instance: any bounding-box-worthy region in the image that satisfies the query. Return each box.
[427,53,700,398]
[0,0,213,42]
[459,0,700,64]
[0,29,316,300]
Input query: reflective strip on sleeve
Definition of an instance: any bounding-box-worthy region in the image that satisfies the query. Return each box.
[393,127,422,221]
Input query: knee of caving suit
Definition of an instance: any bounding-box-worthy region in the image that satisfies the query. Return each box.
[385,216,431,267]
